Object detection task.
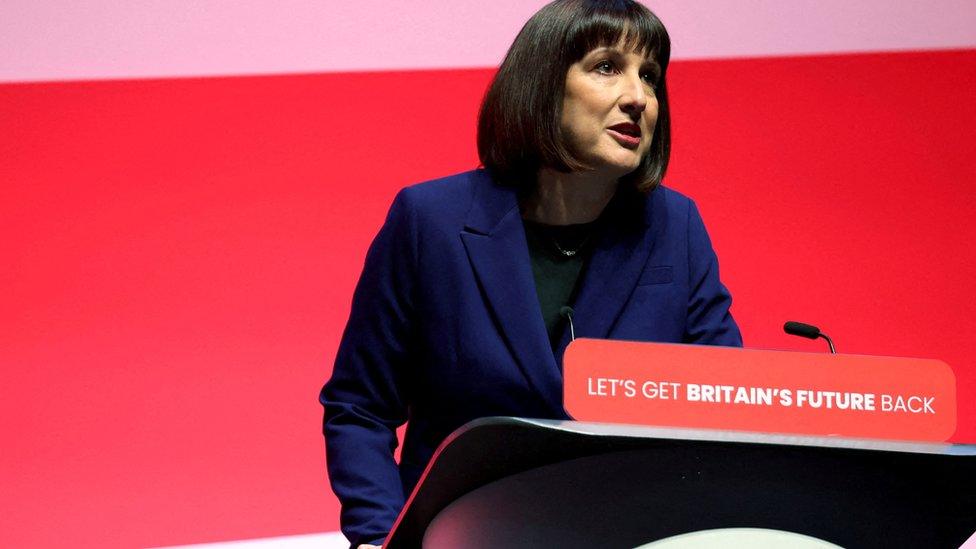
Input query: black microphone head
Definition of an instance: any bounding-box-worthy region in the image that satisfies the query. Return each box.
[784,321,821,339]
[559,306,575,319]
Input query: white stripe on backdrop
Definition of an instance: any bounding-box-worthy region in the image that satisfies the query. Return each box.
[152,532,348,549]
[2,0,975,83]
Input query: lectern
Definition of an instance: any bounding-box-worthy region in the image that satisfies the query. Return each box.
[384,341,976,549]
[385,419,975,548]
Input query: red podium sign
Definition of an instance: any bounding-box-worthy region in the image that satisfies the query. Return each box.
[563,339,957,442]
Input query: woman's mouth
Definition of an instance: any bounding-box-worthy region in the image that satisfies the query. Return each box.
[607,123,641,149]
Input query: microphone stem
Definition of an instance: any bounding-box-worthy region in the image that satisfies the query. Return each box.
[559,306,576,342]
[819,333,836,354]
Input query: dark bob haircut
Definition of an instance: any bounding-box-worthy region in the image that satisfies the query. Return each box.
[477,0,672,193]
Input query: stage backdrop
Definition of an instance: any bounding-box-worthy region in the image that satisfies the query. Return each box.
[2,1,975,547]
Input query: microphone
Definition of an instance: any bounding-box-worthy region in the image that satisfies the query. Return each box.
[560,306,576,342]
[783,321,836,354]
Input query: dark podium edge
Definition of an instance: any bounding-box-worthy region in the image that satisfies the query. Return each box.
[383,417,976,548]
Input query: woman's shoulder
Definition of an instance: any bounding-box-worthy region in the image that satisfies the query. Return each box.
[397,169,491,206]
[383,169,504,240]
[393,169,507,226]
[653,184,694,209]
[638,183,698,230]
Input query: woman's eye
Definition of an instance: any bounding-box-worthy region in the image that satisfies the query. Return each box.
[641,72,658,88]
[595,61,615,74]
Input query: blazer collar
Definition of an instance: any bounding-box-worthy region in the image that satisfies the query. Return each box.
[554,187,664,365]
[459,170,662,411]
[460,172,562,410]
[461,170,522,235]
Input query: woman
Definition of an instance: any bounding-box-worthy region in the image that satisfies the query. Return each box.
[320,1,742,546]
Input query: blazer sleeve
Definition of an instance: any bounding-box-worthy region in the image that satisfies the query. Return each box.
[683,200,743,347]
[320,189,419,547]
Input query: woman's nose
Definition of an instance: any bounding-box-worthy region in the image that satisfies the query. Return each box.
[619,72,648,115]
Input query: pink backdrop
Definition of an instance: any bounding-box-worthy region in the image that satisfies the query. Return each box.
[3,0,975,81]
[2,2,975,548]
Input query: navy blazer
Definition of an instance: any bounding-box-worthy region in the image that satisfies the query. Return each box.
[320,169,741,546]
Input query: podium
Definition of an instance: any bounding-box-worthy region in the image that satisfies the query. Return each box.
[385,418,976,548]
[384,341,976,548]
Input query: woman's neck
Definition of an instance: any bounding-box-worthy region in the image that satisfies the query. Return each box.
[522,167,618,225]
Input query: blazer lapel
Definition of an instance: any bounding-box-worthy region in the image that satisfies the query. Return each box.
[459,173,563,412]
[555,188,664,362]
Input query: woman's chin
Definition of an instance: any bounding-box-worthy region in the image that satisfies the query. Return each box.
[573,145,646,179]
[598,157,643,178]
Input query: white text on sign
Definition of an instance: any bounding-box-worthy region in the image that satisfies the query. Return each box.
[584,378,938,414]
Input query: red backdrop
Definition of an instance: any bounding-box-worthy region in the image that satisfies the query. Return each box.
[2,49,974,547]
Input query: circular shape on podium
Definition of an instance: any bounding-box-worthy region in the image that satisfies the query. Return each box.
[634,528,842,549]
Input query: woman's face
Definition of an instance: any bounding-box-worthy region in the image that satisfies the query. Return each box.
[560,42,660,178]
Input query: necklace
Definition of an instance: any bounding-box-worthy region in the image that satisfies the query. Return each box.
[550,233,592,257]
[522,217,598,258]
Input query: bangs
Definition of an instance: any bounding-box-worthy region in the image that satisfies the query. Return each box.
[565,1,671,68]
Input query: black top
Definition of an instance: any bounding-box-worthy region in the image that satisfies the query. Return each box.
[522,218,602,349]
